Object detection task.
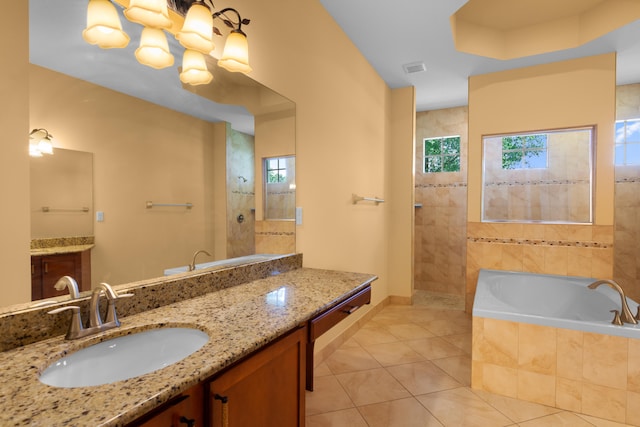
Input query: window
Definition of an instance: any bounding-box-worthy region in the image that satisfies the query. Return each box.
[423,136,460,173]
[501,133,548,169]
[266,157,287,183]
[615,119,640,166]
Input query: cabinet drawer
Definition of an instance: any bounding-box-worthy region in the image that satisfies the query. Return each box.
[309,286,371,341]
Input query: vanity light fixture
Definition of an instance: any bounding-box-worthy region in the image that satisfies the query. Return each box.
[29,129,55,157]
[81,0,252,85]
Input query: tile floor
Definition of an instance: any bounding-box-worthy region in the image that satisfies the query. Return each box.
[305,292,634,427]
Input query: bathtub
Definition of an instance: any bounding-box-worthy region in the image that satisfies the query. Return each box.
[473,269,640,339]
[163,254,284,276]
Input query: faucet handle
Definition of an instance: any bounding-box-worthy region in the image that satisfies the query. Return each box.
[48,306,84,339]
[116,292,134,299]
[610,310,624,326]
[48,305,80,315]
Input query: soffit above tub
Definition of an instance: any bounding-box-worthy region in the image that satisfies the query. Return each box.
[451,0,640,60]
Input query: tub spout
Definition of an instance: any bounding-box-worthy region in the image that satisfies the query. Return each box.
[189,250,211,271]
[588,280,637,325]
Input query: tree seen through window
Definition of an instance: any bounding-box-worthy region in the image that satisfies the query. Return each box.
[424,136,460,173]
[501,134,547,169]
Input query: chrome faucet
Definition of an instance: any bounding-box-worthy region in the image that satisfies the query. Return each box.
[90,283,123,328]
[189,250,211,271]
[54,276,80,299]
[588,279,637,325]
[48,282,133,340]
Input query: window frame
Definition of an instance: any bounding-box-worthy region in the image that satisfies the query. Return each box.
[615,118,640,166]
[423,135,461,173]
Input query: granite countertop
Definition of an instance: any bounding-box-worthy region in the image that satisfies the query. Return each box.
[0,267,376,426]
[30,244,95,256]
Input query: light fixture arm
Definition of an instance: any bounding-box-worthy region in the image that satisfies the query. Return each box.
[30,128,52,139]
[212,7,250,34]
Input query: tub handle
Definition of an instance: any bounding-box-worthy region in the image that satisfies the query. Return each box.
[610,310,623,326]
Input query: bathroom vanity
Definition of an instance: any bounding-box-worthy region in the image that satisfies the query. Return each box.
[30,249,91,299]
[0,255,376,426]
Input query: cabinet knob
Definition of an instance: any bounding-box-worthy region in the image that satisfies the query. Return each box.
[179,415,196,427]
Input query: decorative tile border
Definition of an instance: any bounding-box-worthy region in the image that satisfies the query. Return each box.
[231,190,255,196]
[616,177,640,183]
[467,236,611,249]
[416,182,467,188]
[484,179,590,187]
[265,190,295,196]
[256,231,295,236]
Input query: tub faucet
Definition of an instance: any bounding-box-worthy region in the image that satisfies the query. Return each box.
[588,279,637,325]
[189,250,211,271]
[54,276,80,299]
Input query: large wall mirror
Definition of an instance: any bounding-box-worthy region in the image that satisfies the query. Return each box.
[482,127,593,223]
[22,0,295,307]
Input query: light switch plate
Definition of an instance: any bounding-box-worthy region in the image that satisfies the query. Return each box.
[295,207,303,225]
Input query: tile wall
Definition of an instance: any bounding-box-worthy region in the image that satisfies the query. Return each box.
[414,107,468,296]
[226,126,256,258]
[416,85,640,306]
[465,223,614,311]
[614,83,640,302]
[255,220,296,254]
[472,316,640,425]
[264,156,296,220]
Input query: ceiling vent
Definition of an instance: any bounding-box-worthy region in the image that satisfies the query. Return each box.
[403,61,427,74]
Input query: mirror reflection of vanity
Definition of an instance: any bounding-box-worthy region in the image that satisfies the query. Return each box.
[24,0,296,305]
[30,148,94,299]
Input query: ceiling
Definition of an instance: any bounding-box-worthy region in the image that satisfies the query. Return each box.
[318,0,640,112]
[31,0,640,125]
[30,0,257,134]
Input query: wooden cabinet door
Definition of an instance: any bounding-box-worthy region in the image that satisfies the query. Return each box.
[41,253,80,298]
[130,384,204,427]
[209,326,306,427]
[31,251,92,300]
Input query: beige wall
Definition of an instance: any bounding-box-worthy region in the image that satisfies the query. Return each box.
[30,149,93,238]
[466,54,616,311]
[1,1,34,305]
[387,86,416,302]
[236,0,410,311]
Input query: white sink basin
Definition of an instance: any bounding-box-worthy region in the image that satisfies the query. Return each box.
[39,328,209,388]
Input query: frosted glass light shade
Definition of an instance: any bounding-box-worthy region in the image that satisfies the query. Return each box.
[29,142,43,157]
[38,138,54,155]
[180,50,213,85]
[217,30,252,73]
[29,129,55,156]
[82,0,130,49]
[124,0,171,29]
[176,2,215,54]
[135,27,174,69]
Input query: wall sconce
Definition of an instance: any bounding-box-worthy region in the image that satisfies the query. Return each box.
[81,0,251,85]
[29,129,55,157]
